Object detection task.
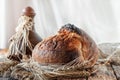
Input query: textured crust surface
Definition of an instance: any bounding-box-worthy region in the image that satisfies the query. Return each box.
[32,24,99,67]
[33,33,81,64]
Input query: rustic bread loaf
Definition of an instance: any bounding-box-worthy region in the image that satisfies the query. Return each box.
[32,24,98,68]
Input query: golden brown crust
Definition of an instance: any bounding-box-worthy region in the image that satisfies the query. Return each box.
[33,33,82,64]
[32,24,99,67]
[79,30,98,67]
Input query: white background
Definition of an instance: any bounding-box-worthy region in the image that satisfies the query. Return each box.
[0,0,120,48]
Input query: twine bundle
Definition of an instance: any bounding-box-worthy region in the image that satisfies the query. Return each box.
[1,57,96,80]
[8,15,34,61]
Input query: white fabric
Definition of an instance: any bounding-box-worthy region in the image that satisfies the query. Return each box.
[0,0,120,48]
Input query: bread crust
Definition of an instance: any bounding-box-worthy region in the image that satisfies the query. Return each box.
[32,24,98,67]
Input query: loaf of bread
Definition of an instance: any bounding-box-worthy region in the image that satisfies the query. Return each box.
[32,24,99,68]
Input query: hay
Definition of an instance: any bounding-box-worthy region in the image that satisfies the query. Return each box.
[0,58,97,80]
